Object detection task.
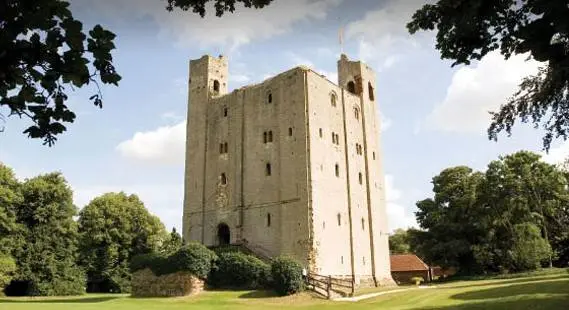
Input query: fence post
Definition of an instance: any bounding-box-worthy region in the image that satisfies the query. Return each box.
[327,275,332,299]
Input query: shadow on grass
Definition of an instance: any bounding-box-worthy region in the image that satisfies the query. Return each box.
[0,296,120,304]
[452,277,569,301]
[238,290,279,299]
[446,274,569,289]
[421,277,569,310]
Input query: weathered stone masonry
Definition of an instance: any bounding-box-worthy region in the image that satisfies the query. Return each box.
[183,54,394,286]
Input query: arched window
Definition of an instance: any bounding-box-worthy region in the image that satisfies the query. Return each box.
[368,82,375,101]
[335,164,340,177]
[213,80,220,93]
[266,163,272,176]
[347,81,356,94]
[337,213,341,226]
[331,93,337,107]
[359,172,363,185]
[354,107,360,120]
[268,92,273,104]
[267,213,271,227]
[220,173,227,185]
[217,223,230,245]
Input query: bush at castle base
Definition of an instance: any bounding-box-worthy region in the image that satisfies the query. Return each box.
[271,256,304,296]
[207,252,271,289]
[129,243,216,297]
[130,243,217,278]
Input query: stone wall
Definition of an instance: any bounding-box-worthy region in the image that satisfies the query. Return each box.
[131,269,204,297]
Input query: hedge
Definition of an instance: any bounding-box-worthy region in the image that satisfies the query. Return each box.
[270,256,304,296]
[208,252,270,289]
[130,243,217,279]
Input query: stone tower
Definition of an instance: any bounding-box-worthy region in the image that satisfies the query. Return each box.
[183,54,393,286]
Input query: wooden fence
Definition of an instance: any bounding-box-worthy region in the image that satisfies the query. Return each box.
[305,273,354,299]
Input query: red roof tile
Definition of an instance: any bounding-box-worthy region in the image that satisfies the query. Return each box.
[390,254,429,272]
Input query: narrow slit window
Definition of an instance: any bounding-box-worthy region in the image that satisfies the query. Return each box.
[359,172,363,185]
[220,173,227,185]
[361,218,365,230]
[373,152,376,160]
[268,93,272,104]
[319,128,323,138]
[337,213,341,226]
[335,164,339,177]
[263,132,267,144]
[268,131,273,142]
[368,82,375,101]
[331,94,337,107]
[267,213,271,227]
[331,132,335,144]
[213,80,220,93]
[266,163,272,176]
[223,106,228,117]
[341,256,344,264]
[224,142,228,154]
[288,127,293,136]
[354,107,360,120]
[219,143,224,154]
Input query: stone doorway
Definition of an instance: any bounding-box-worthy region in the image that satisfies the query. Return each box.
[217,223,230,245]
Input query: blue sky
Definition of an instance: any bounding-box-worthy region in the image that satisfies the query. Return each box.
[1,0,568,232]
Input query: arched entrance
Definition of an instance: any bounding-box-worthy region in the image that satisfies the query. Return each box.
[217,223,230,245]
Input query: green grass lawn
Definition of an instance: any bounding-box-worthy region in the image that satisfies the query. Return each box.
[2,270,568,310]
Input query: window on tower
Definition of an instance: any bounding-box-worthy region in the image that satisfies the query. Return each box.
[347,81,356,94]
[335,164,340,177]
[359,172,363,185]
[354,107,360,120]
[213,80,220,93]
[268,92,273,104]
[266,163,272,176]
[223,106,228,117]
[220,173,227,185]
[267,213,271,227]
[331,93,337,107]
[263,132,268,144]
[368,82,375,101]
[268,131,273,142]
[288,127,293,137]
[319,128,323,138]
[337,213,341,226]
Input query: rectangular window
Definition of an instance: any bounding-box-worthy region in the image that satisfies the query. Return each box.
[266,163,272,176]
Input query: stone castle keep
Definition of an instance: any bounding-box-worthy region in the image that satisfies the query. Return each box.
[183,53,393,286]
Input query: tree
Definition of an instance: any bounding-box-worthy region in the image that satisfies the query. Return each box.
[7,172,85,296]
[1,0,275,146]
[413,166,486,273]
[389,229,411,254]
[478,151,569,270]
[160,227,183,256]
[0,163,22,256]
[407,0,569,151]
[78,192,167,293]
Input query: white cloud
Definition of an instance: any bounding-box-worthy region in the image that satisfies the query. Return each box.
[84,0,342,51]
[379,111,392,132]
[541,141,569,165]
[230,74,251,84]
[346,0,430,71]
[116,121,186,165]
[426,51,540,133]
[384,174,417,232]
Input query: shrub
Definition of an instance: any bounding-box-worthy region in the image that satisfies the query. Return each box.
[270,256,304,296]
[130,252,166,273]
[208,252,270,289]
[166,243,217,278]
[0,255,16,293]
[410,276,424,285]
